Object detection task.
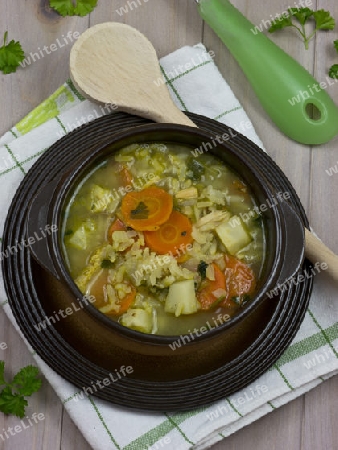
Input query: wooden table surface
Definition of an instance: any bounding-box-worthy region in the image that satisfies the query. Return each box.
[1,1,338,449]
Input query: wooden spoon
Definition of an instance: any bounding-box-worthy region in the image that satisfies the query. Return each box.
[70,22,338,282]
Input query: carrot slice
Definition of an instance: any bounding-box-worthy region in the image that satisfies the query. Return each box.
[144,210,193,255]
[197,263,226,310]
[119,166,133,186]
[110,284,137,316]
[107,218,127,241]
[121,186,173,231]
[221,255,256,307]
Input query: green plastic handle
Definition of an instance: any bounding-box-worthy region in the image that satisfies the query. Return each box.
[197,0,338,145]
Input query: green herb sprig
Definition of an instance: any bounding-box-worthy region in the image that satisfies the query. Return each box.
[0,32,25,74]
[269,8,335,50]
[0,361,42,418]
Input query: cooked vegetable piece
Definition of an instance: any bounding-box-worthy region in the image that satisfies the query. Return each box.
[101,283,136,316]
[187,158,205,181]
[107,218,127,243]
[215,215,252,255]
[89,185,114,213]
[175,187,198,199]
[197,263,226,310]
[75,245,116,292]
[68,219,96,250]
[121,186,173,231]
[120,308,153,334]
[221,255,256,307]
[144,210,193,254]
[119,166,133,186]
[165,280,199,317]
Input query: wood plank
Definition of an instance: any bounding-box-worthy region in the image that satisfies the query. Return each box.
[302,377,338,450]
[90,0,203,58]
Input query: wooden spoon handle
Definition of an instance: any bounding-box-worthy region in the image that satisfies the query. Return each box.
[305,228,338,282]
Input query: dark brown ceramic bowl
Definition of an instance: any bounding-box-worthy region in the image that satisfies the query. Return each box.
[25,124,304,368]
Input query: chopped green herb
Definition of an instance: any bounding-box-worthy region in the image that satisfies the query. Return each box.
[0,361,42,418]
[130,201,149,219]
[181,231,187,236]
[231,294,251,306]
[101,260,114,269]
[210,295,226,309]
[197,261,208,280]
[187,159,205,181]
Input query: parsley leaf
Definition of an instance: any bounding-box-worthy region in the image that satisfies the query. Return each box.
[289,7,313,25]
[329,64,338,79]
[130,201,149,219]
[101,259,114,269]
[269,8,335,50]
[268,15,293,32]
[313,10,335,30]
[0,361,42,418]
[13,366,42,396]
[0,32,25,74]
[334,40,338,53]
[0,387,28,418]
[49,0,98,17]
[197,261,208,280]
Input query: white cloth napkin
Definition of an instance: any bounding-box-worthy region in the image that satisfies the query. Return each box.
[1,43,338,450]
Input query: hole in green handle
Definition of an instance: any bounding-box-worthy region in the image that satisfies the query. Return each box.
[305,103,322,121]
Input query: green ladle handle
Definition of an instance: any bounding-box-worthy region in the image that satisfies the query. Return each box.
[196,0,338,145]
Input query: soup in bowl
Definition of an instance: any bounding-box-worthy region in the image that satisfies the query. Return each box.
[27,124,305,347]
[62,142,266,336]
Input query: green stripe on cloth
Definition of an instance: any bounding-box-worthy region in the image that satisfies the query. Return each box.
[16,84,76,135]
[63,391,83,404]
[274,365,294,391]
[160,66,188,112]
[123,418,172,450]
[66,79,86,102]
[165,413,195,445]
[123,410,205,450]
[274,331,327,368]
[168,60,212,83]
[0,148,47,179]
[268,401,276,410]
[1,300,8,306]
[56,116,68,136]
[10,129,18,139]
[89,397,121,450]
[325,322,338,342]
[225,398,243,417]
[214,106,243,121]
[308,309,338,359]
[5,144,26,175]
